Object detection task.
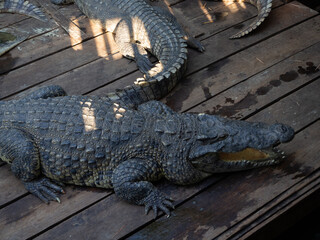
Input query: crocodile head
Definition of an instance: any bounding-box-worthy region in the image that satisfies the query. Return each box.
[189,114,294,173]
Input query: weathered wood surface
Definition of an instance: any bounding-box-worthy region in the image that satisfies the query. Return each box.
[0,0,319,239]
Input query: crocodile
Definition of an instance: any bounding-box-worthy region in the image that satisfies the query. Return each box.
[51,0,204,101]
[0,85,294,216]
[206,0,273,39]
[0,0,47,56]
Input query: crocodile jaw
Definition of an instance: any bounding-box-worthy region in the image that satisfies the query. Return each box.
[190,147,285,173]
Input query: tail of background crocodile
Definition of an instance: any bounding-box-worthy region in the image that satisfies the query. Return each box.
[103,0,188,107]
[230,0,272,39]
[0,0,47,21]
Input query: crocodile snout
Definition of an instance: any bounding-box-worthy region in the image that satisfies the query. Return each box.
[270,124,295,143]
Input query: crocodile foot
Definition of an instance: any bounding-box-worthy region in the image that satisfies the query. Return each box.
[136,54,154,75]
[23,177,65,204]
[186,37,205,52]
[144,189,174,218]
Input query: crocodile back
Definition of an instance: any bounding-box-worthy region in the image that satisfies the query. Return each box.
[0,96,148,186]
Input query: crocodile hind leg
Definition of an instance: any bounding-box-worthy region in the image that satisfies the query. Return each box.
[114,18,154,75]
[151,6,205,52]
[0,128,64,203]
[112,158,174,217]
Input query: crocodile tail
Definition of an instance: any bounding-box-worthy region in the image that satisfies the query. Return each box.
[131,1,188,103]
[134,35,188,102]
[230,0,272,39]
[0,0,47,22]
[105,48,188,108]
[100,0,188,107]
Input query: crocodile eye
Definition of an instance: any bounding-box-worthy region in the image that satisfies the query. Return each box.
[217,134,228,141]
[199,134,228,145]
[200,138,218,145]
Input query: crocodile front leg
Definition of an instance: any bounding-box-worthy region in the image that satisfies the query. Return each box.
[112,158,174,216]
[0,127,64,203]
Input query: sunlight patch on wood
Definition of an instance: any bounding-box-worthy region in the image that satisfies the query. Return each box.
[90,19,108,57]
[237,0,247,9]
[198,0,214,23]
[221,0,242,13]
[105,32,118,60]
[69,18,83,50]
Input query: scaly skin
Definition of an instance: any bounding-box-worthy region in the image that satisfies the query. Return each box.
[0,0,47,21]
[51,0,204,102]
[0,86,294,216]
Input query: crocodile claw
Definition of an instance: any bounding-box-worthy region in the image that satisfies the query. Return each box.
[23,177,65,204]
[144,189,174,218]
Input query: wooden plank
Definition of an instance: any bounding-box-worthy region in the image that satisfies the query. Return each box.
[236,179,320,240]
[0,0,107,72]
[0,187,112,240]
[35,177,220,240]
[0,14,27,29]
[190,42,320,118]
[0,16,58,75]
[31,64,320,239]
[126,81,320,239]
[164,17,320,112]
[0,165,26,207]
[0,31,119,99]
[22,1,318,99]
[36,0,88,41]
[0,28,72,72]
[183,1,318,76]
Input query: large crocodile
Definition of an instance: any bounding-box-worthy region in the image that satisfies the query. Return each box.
[0,85,294,216]
[51,0,204,101]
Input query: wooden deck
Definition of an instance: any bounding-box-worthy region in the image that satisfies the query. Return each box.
[0,0,319,239]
